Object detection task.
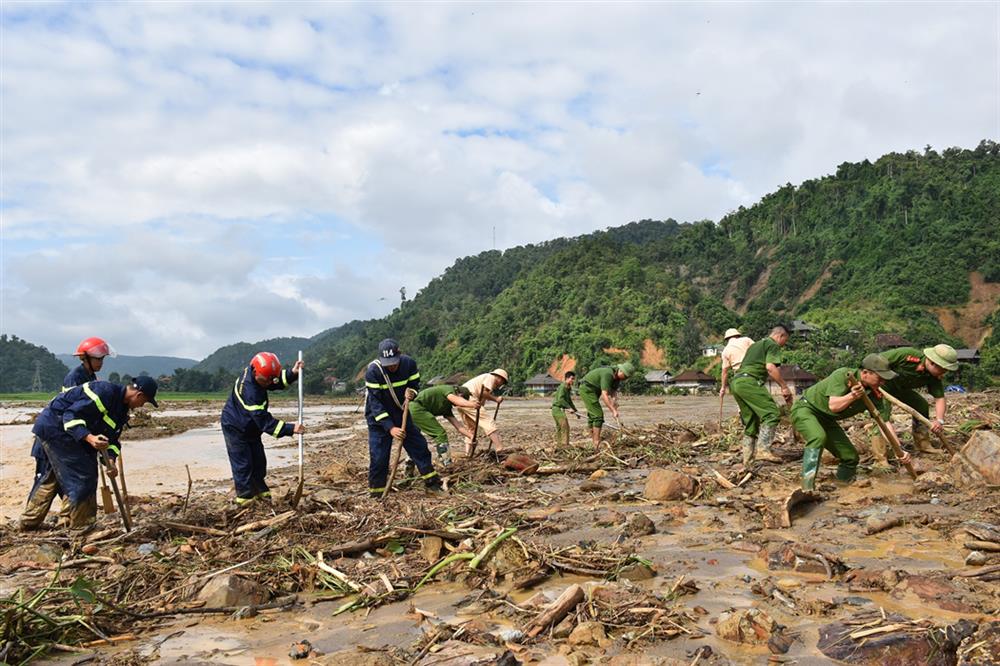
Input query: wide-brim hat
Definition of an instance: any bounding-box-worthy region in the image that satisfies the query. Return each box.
[924,344,959,371]
[861,354,897,380]
[723,328,742,340]
[616,361,635,378]
[490,368,509,382]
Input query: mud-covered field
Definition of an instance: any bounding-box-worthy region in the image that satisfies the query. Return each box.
[1,394,998,665]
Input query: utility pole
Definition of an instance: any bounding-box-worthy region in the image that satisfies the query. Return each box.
[31,360,43,393]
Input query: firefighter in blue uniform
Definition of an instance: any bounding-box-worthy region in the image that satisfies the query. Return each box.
[29,336,117,526]
[221,352,304,505]
[20,377,157,530]
[364,339,441,498]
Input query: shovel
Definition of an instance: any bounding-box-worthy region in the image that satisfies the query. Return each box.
[383,396,411,501]
[98,449,132,531]
[98,463,115,514]
[468,386,486,458]
[846,373,917,480]
[291,350,305,508]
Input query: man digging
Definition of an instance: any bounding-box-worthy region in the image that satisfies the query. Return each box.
[793,354,908,490]
[456,369,509,457]
[729,325,791,466]
[551,371,579,448]
[407,384,477,466]
[578,362,632,449]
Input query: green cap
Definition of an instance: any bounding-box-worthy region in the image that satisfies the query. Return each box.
[861,353,897,380]
[616,361,635,378]
[924,344,959,372]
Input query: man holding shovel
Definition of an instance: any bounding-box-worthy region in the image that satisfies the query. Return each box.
[456,369,509,456]
[551,371,579,448]
[221,352,304,506]
[578,362,632,449]
[20,377,157,531]
[792,354,906,490]
[408,384,477,466]
[869,344,958,463]
[364,339,441,497]
[729,325,791,466]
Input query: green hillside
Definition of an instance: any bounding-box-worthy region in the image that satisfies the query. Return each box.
[299,141,999,388]
[55,354,197,379]
[193,337,312,373]
[0,335,70,392]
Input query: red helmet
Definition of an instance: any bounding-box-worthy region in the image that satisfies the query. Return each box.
[251,352,282,384]
[75,337,115,359]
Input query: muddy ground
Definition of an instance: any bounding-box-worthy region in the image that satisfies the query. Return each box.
[1,394,998,665]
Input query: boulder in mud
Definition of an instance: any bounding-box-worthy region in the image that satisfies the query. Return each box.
[957,621,1000,666]
[891,575,979,614]
[197,574,268,608]
[623,513,656,537]
[502,454,539,474]
[715,608,777,645]
[0,543,62,573]
[319,461,354,482]
[420,536,443,564]
[643,469,695,501]
[817,614,976,665]
[951,430,1000,487]
[567,620,608,647]
[617,562,656,581]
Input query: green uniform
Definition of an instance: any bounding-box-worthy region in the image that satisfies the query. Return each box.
[409,385,459,444]
[792,367,890,489]
[881,347,944,419]
[729,337,783,437]
[551,382,577,446]
[578,367,618,428]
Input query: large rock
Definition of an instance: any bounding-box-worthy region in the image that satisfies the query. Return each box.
[197,574,268,608]
[951,430,1000,487]
[623,513,656,537]
[715,608,777,645]
[567,621,608,647]
[0,543,62,574]
[817,614,977,665]
[643,469,695,501]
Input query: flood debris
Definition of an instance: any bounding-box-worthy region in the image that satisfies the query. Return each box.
[817,611,978,665]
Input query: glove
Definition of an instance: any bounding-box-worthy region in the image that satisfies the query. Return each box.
[404,388,418,401]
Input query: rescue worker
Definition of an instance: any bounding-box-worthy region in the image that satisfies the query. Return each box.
[29,336,117,527]
[729,325,792,466]
[578,362,632,448]
[456,369,509,455]
[408,384,477,466]
[221,352,304,505]
[870,344,959,463]
[63,337,116,391]
[793,354,906,490]
[551,371,579,447]
[20,377,157,531]
[719,328,754,396]
[364,339,441,497]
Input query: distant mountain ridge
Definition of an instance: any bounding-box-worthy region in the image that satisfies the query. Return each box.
[192,337,312,373]
[56,354,198,379]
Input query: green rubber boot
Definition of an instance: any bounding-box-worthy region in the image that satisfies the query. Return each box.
[756,423,782,463]
[801,448,822,491]
[741,435,756,467]
[436,442,452,467]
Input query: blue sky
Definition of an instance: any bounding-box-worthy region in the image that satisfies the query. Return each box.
[1,1,998,359]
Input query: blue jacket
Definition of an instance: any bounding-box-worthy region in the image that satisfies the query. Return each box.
[62,365,97,393]
[220,364,297,438]
[31,381,129,503]
[364,356,420,433]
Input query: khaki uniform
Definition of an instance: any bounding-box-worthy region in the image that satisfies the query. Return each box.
[456,373,503,442]
[721,336,754,376]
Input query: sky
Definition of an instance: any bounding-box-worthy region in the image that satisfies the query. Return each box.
[1,1,998,360]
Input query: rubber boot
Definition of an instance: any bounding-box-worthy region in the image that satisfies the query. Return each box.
[741,435,756,467]
[801,448,821,490]
[869,431,890,468]
[401,460,417,488]
[755,424,783,463]
[835,462,857,485]
[912,425,938,454]
[436,442,452,467]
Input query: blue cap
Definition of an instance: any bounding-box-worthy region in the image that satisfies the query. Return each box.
[132,376,159,407]
[377,338,400,365]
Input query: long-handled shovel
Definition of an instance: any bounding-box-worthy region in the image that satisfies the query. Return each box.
[718,392,724,427]
[291,350,305,508]
[879,387,959,455]
[382,396,411,501]
[846,374,917,480]
[467,386,486,458]
[98,464,115,514]
[116,450,132,524]
[98,449,132,531]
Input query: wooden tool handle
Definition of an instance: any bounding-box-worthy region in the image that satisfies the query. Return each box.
[382,397,410,500]
[99,450,132,531]
[846,374,917,480]
[879,387,957,454]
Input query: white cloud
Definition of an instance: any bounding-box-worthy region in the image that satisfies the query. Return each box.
[1,1,996,358]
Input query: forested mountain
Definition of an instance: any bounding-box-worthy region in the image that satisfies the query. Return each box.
[194,337,313,373]
[0,335,69,392]
[298,141,999,388]
[55,355,197,379]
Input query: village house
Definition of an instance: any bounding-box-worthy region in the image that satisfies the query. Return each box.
[525,373,562,396]
[671,370,716,394]
[767,365,817,396]
[956,348,981,365]
[875,333,913,350]
[644,370,673,392]
[789,319,818,338]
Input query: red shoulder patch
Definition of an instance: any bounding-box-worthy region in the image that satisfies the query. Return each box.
[905,356,920,364]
